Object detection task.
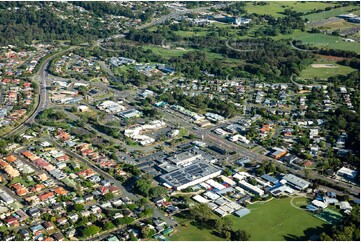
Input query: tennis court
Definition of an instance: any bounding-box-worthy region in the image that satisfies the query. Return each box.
[314,208,343,225]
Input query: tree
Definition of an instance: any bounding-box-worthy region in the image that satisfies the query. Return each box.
[81,225,101,237]
[134,179,152,196]
[231,229,250,241]
[141,226,155,238]
[102,221,115,231]
[74,204,84,212]
[149,186,168,198]
[115,217,134,226]
[103,193,115,201]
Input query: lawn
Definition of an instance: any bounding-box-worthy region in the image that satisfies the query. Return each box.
[170,197,327,241]
[245,1,337,17]
[303,5,359,22]
[272,31,359,53]
[171,221,225,241]
[9,177,36,187]
[295,33,359,53]
[143,45,191,57]
[300,60,356,79]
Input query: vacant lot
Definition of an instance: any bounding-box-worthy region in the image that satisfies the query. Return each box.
[170,197,327,241]
[300,59,356,79]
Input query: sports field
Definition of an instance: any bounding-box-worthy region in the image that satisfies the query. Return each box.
[300,60,356,79]
[170,197,327,241]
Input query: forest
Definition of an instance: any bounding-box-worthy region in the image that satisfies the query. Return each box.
[0,2,111,45]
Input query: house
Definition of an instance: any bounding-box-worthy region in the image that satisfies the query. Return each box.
[77,168,95,178]
[98,186,109,195]
[54,187,68,195]
[84,194,94,202]
[52,203,64,212]
[80,210,91,217]
[38,192,54,201]
[73,197,85,204]
[27,207,41,218]
[5,155,16,163]
[153,197,166,205]
[18,229,30,240]
[43,221,55,231]
[6,217,19,227]
[37,173,48,181]
[283,155,298,164]
[108,186,120,194]
[56,217,68,226]
[52,232,65,241]
[30,224,45,234]
[90,205,102,214]
[78,105,90,112]
[339,201,352,211]
[100,180,111,187]
[337,167,357,180]
[65,229,76,238]
[68,213,79,222]
[16,209,29,222]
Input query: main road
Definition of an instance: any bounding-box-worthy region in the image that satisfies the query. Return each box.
[3,46,77,138]
[137,2,237,30]
[159,108,359,197]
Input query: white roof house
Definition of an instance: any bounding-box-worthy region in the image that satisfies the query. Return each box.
[312,200,327,209]
[339,201,352,211]
[192,195,209,204]
[337,167,357,180]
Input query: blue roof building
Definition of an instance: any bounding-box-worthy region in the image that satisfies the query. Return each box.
[234,208,251,218]
[261,174,279,184]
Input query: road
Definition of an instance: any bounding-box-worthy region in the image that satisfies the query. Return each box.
[3,47,76,138]
[137,2,236,30]
[0,184,24,203]
[159,108,360,197]
[46,136,138,201]
[45,130,184,222]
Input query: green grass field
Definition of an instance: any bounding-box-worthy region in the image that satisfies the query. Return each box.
[245,1,337,17]
[300,60,357,79]
[229,197,326,241]
[171,222,226,241]
[170,197,327,241]
[303,5,359,22]
[143,45,191,57]
[272,30,359,53]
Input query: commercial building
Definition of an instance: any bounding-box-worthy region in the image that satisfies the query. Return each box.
[117,109,142,120]
[159,162,222,191]
[238,180,265,196]
[205,112,225,123]
[282,174,310,190]
[271,148,287,159]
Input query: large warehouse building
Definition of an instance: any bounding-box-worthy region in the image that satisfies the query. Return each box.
[159,161,222,190]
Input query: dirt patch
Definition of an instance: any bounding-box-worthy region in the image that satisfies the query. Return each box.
[311,64,338,68]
